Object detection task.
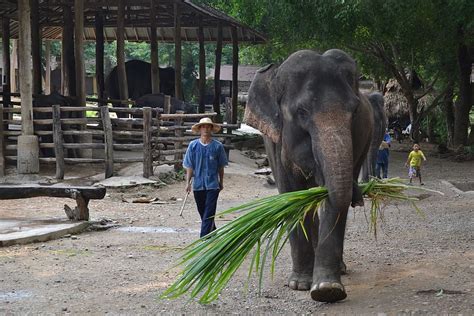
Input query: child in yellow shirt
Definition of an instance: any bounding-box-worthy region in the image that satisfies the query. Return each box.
[405,143,427,185]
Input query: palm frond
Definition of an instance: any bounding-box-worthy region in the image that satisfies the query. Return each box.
[161,178,442,304]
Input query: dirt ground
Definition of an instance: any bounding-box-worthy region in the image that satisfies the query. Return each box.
[0,142,473,315]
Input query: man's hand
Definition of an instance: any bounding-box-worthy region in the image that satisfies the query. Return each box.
[219,182,223,191]
[185,182,192,193]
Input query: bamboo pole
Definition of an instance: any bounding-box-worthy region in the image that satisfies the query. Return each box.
[143,107,153,178]
[100,106,114,178]
[52,105,65,179]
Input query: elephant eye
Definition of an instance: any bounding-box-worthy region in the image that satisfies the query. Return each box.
[297,107,309,117]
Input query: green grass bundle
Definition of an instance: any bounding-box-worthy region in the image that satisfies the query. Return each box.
[161,178,439,304]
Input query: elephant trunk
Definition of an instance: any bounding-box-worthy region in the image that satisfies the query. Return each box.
[311,112,353,252]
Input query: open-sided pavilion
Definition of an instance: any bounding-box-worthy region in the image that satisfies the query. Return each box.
[0,0,266,174]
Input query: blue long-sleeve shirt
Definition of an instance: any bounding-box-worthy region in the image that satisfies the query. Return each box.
[183,139,228,191]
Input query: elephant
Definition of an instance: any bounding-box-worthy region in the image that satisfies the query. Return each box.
[133,93,196,115]
[360,92,386,182]
[33,91,80,158]
[244,49,374,302]
[105,60,175,100]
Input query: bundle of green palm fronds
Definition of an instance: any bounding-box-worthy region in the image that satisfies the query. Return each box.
[161,178,440,304]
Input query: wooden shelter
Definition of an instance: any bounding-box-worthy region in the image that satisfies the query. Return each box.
[0,0,266,175]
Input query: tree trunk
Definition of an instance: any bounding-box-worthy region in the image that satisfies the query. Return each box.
[443,84,455,147]
[453,35,472,147]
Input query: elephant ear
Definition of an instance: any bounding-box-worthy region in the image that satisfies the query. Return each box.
[244,64,282,143]
[323,49,359,92]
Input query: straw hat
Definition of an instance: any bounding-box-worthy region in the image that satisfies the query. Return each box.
[191,117,221,133]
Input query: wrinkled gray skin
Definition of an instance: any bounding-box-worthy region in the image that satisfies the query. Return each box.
[133,93,196,115]
[360,92,386,182]
[244,49,373,302]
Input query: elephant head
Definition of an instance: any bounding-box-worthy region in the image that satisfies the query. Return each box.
[245,49,370,208]
[244,49,373,302]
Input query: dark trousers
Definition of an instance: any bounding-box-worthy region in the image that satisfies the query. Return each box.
[376,162,388,178]
[193,189,220,237]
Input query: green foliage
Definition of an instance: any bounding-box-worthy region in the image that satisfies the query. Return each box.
[161,178,436,304]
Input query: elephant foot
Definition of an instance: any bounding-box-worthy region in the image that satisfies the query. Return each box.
[310,281,347,303]
[288,272,312,291]
[351,182,364,207]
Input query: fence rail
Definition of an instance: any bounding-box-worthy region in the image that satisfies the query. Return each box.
[0,94,239,179]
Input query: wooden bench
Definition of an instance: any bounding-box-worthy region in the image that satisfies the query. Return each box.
[0,184,106,220]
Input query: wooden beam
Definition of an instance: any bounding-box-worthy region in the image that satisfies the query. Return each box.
[198,16,206,113]
[44,39,51,94]
[213,22,223,120]
[142,107,153,178]
[10,39,16,93]
[150,0,160,93]
[52,104,65,179]
[231,26,238,124]
[62,5,75,96]
[2,18,11,108]
[74,0,86,107]
[31,0,42,94]
[117,0,129,104]
[100,106,114,178]
[174,2,182,99]
[95,11,105,104]
[18,0,34,135]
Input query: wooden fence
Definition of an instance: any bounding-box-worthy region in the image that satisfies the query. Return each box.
[0,96,239,179]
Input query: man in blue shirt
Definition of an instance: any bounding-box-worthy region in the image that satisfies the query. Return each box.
[183,117,228,237]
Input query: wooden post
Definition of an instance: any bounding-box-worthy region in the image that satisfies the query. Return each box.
[174,110,184,171]
[31,0,42,94]
[0,104,5,177]
[62,5,75,96]
[74,0,86,107]
[143,107,153,178]
[44,40,51,94]
[164,95,171,114]
[150,0,160,94]
[117,0,129,108]
[95,11,105,105]
[18,0,39,174]
[198,17,206,113]
[52,104,65,179]
[231,27,239,124]
[224,97,231,158]
[100,106,114,178]
[213,22,223,121]
[174,3,182,100]
[10,39,17,93]
[2,18,11,109]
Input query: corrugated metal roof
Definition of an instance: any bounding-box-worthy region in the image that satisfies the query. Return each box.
[0,0,266,44]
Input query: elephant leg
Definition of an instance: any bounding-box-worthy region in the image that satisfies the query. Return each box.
[288,212,317,291]
[310,202,348,302]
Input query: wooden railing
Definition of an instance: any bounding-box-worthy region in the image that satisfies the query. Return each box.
[0,98,239,179]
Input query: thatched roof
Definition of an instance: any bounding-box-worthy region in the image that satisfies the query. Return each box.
[384,78,432,118]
